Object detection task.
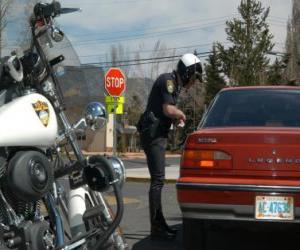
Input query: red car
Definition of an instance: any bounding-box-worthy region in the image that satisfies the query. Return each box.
[177,86,300,249]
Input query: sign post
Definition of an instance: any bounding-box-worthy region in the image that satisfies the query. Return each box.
[104,68,126,155]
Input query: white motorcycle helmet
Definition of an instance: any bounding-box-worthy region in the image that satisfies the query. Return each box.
[177,53,202,87]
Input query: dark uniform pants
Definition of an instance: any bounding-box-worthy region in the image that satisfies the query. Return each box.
[142,137,167,225]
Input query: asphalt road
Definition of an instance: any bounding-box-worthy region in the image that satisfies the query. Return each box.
[120,182,183,250]
[59,156,300,250]
[120,182,300,250]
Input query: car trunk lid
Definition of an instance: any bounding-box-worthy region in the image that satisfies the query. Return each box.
[185,127,300,175]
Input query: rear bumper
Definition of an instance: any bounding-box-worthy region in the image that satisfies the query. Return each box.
[177,181,300,223]
[179,202,300,222]
[177,182,300,193]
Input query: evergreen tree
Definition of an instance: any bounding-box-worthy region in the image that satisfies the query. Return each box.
[218,0,274,85]
[205,44,226,105]
[266,58,285,85]
[126,94,143,126]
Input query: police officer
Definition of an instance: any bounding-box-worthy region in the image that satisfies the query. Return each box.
[137,53,202,240]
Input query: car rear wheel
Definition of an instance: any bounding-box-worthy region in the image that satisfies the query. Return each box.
[183,218,206,250]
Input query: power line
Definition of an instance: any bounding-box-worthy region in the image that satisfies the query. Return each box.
[78,41,230,58]
[81,51,211,67]
[5,19,229,48]
[95,52,211,65]
[67,15,238,39]
[62,20,287,48]
[67,0,153,5]
[269,15,289,21]
[84,59,179,68]
[79,49,286,68]
[80,14,287,40]
[70,21,226,47]
[5,14,287,47]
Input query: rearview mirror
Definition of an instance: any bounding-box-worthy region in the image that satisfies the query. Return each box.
[50,25,64,42]
[85,102,107,131]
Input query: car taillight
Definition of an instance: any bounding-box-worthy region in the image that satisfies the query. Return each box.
[181,149,232,169]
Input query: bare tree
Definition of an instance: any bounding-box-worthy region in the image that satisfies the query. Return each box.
[15,0,40,52]
[0,0,13,56]
[1,0,40,56]
[106,43,131,76]
[133,40,176,80]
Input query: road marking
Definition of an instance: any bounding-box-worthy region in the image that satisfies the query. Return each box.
[105,195,140,205]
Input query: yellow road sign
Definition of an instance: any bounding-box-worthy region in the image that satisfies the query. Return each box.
[105,96,125,104]
[107,103,124,114]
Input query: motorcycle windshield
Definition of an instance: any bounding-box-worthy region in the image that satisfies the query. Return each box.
[3,0,35,57]
[5,0,80,65]
[5,0,92,122]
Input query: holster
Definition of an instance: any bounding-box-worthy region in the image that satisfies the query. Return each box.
[137,111,160,139]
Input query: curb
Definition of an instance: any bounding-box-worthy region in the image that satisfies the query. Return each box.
[126,176,177,184]
[121,155,181,160]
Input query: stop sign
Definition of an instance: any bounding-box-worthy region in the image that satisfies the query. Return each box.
[105,68,126,97]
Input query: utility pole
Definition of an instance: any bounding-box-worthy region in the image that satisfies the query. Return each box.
[0,1,2,58]
[290,20,295,81]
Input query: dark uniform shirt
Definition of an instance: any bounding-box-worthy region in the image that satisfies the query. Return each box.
[145,72,179,137]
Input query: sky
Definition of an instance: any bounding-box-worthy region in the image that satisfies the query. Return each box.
[0,1,292,150]
[4,0,293,77]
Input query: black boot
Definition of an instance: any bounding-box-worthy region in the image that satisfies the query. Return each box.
[156,209,178,235]
[149,185,176,240]
[150,208,176,240]
[151,222,176,240]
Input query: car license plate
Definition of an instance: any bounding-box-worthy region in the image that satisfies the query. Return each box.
[255,196,294,220]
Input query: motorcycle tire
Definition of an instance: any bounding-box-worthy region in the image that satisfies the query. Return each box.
[85,193,128,250]
[104,198,128,250]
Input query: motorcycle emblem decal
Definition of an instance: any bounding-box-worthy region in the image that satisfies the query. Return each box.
[32,101,50,127]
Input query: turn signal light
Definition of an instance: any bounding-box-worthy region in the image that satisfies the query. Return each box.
[181,150,232,169]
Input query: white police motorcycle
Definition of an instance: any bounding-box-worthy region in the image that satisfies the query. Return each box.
[0,1,127,249]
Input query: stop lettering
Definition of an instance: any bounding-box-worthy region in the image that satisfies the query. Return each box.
[106,77,124,88]
[105,68,126,97]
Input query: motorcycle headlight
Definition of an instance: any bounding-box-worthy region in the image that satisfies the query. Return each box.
[108,156,126,189]
[85,155,126,192]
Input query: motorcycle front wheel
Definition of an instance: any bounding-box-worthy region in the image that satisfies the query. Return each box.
[85,190,128,250]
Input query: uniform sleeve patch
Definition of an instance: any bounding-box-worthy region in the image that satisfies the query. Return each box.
[166,80,175,94]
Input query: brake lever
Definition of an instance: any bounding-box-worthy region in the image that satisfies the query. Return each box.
[50,55,65,67]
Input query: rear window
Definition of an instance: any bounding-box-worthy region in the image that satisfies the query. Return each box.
[201,89,300,128]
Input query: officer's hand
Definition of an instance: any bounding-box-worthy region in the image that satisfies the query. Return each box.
[177,119,185,128]
[179,112,186,122]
